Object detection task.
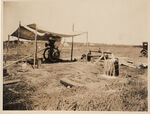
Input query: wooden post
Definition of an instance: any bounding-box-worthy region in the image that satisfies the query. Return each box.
[34,24,37,69]
[86,32,89,62]
[71,24,74,61]
[86,32,88,52]
[17,21,21,58]
[5,35,10,64]
[7,35,10,53]
[114,58,119,76]
[18,21,21,41]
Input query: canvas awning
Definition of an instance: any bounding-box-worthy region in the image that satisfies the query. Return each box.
[11,24,85,41]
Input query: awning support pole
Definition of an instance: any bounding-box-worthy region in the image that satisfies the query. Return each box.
[86,32,88,52]
[7,35,10,53]
[34,24,38,69]
[86,32,89,63]
[17,21,21,58]
[18,21,21,41]
[5,35,10,65]
[71,24,74,61]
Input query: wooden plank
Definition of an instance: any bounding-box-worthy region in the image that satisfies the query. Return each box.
[3,79,21,85]
[94,52,106,64]
[60,78,83,87]
[120,63,136,68]
[60,79,74,88]
[8,88,19,94]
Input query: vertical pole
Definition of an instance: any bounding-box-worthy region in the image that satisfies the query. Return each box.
[17,21,21,58]
[86,32,88,52]
[71,24,74,61]
[7,35,10,53]
[35,26,38,68]
[34,24,37,69]
[5,35,10,64]
[18,21,21,41]
[86,32,89,62]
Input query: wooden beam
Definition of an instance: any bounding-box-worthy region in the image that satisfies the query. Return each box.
[34,24,37,69]
[71,24,74,61]
[60,78,83,87]
[60,78,74,88]
[3,79,21,85]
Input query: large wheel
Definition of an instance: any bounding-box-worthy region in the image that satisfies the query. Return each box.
[51,48,60,60]
[43,48,50,61]
[43,48,60,62]
[141,49,147,57]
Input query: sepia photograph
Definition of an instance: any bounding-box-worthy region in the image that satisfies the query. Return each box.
[1,0,149,112]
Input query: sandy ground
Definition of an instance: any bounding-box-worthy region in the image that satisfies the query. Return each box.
[3,41,148,111]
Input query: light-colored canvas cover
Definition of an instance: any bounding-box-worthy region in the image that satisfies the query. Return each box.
[11,24,85,41]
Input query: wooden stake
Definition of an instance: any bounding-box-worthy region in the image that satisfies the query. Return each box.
[71,24,74,61]
[34,24,37,69]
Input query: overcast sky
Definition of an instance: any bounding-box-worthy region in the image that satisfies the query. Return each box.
[3,0,149,45]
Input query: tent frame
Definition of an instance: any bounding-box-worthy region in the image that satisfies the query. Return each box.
[4,22,89,69]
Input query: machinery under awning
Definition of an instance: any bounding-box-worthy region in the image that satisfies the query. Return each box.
[4,23,88,69]
[11,23,85,40]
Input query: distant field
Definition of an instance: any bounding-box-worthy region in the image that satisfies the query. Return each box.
[3,40,145,62]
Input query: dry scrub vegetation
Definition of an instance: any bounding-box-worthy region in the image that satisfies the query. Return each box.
[3,41,148,111]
